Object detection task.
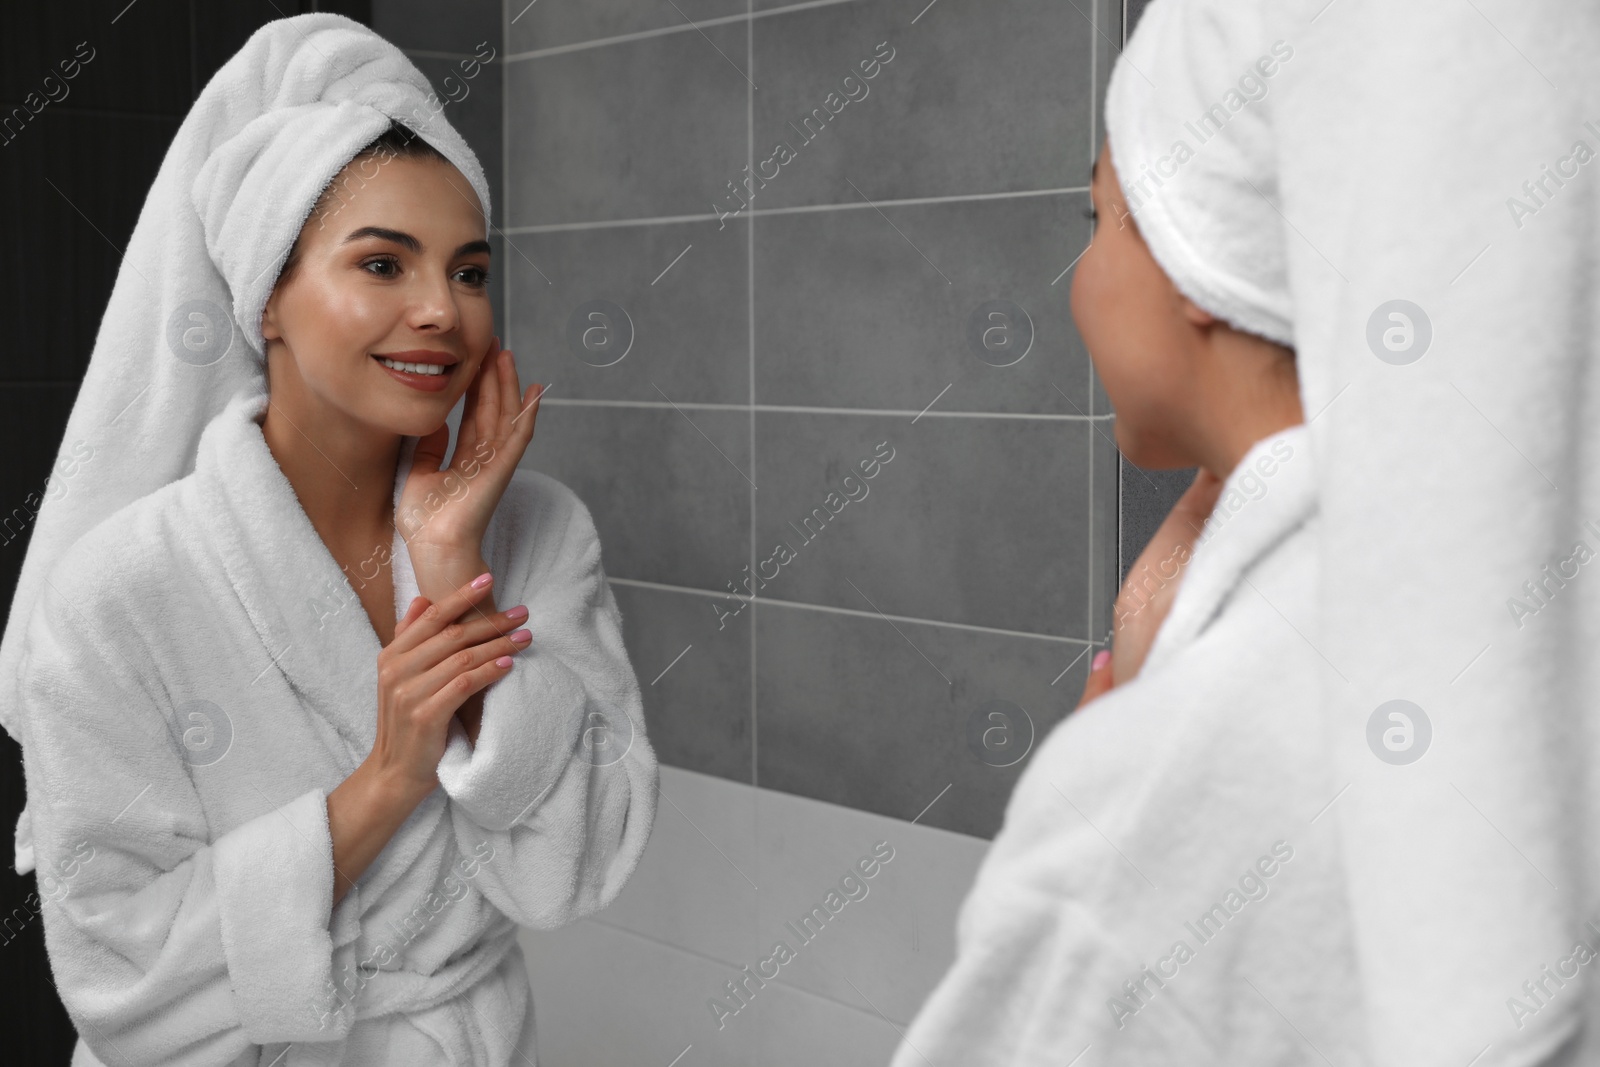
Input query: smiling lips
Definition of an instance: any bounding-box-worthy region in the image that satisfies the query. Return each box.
[372,350,458,392]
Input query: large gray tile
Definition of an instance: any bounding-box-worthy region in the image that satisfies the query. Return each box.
[750,0,1093,208]
[508,0,745,53]
[409,52,503,228]
[1118,459,1195,585]
[754,601,1090,837]
[520,919,760,1067]
[755,193,1094,414]
[750,778,988,1024]
[593,766,762,965]
[519,403,751,591]
[611,582,753,782]
[752,411,1093,638]
[490,231,507,343]
[505,217,749,404]
[507,24,749,225]
[374,0,500,55]
[1088,418,1119,642]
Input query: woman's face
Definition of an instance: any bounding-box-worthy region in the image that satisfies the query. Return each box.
[261,153,493,439]
[1070,136,1206,470]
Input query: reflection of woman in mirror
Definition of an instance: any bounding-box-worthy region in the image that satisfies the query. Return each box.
[1,15,656,1065]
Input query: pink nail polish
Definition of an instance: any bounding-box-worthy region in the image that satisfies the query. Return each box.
[471,572,493,590]
[509,629,532,645]
[505,604,529,622]
[1091,650,1111,671]
[495,656,513,668]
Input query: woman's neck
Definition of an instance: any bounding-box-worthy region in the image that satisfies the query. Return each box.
[260,397,403,562]
[1189,329,1303,483]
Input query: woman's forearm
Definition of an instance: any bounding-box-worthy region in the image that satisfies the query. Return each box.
[327,761,427,907]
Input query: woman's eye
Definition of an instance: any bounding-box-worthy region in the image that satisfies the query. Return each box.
[456,266,491,287]
[362,256,400,277]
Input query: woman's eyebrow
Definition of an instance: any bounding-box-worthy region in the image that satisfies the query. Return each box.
[342,225,490,258]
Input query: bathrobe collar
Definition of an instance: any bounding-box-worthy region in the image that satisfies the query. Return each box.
[1140,424,1315,677]
[192,386,421,765]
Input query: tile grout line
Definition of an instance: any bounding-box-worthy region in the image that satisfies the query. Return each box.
[573,912,928,1027]
[747,0,760,799]
[536,397,1115,421]
[500,0,862,63]
[607,576,1098,645]
[506,186,1092,234]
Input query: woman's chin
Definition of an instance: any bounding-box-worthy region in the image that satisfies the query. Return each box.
[1113,424,1186,471]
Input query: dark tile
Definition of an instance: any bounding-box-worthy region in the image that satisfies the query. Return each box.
[752,410,1093,639]
[0,386,79,628]
[750,0,1093,209]
[375,0,498,54]
[754,193,1094,415]
[505,216,749,405]
[755,601,1090,838]
[408,52,503,228]
[0,110,180,384]
[610,582,752,783]
[490,230,507,343]
[1117,457,1194,584]
[507,0,743,54]
[193,2,302,97]
[0,0,189,118]
[518,403,751,592]
[1088,419,1119,642]
[1090,357,1112,417]
[505,23,749,226]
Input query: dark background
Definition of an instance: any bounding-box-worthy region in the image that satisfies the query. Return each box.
[0,0,1172,1059]
[0,1,373,1059]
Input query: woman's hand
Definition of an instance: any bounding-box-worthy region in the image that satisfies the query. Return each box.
[365,573,533,804]
[1077,649,1114,709]
[1078,467,1224,709]
[399,334,544,566]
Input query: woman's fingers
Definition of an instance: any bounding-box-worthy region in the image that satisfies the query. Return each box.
[413,623,530,710]
[387,572,496,655]
[1077,649,1114,709]
[393,595,429,639]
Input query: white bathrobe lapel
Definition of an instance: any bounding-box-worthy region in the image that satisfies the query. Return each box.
[192,387,417,770]
[1140,425,1315,677]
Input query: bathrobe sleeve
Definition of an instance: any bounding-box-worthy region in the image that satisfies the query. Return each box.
[433,471,658,930]
[16,566,355,1064]
[888,673,1226,1066]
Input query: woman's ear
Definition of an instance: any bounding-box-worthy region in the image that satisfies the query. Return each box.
[261,288,282,343]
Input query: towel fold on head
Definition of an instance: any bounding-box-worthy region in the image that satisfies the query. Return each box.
[1102,0,1292,349]
[0,12,493,876]
[1107,1,1600,1062]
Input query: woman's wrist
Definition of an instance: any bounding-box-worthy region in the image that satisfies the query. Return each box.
[407,541,493,617]
[358,754,435,814]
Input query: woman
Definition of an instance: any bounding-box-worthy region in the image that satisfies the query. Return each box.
[3,14,656,1066]
[885,0,1369,1060]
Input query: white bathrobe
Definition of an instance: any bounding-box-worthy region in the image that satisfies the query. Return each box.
[889,424,1369,1066]
[17,386,658,1067]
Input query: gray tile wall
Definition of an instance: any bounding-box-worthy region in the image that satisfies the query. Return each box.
[373,0,506,341]
[500,0,1125,840]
